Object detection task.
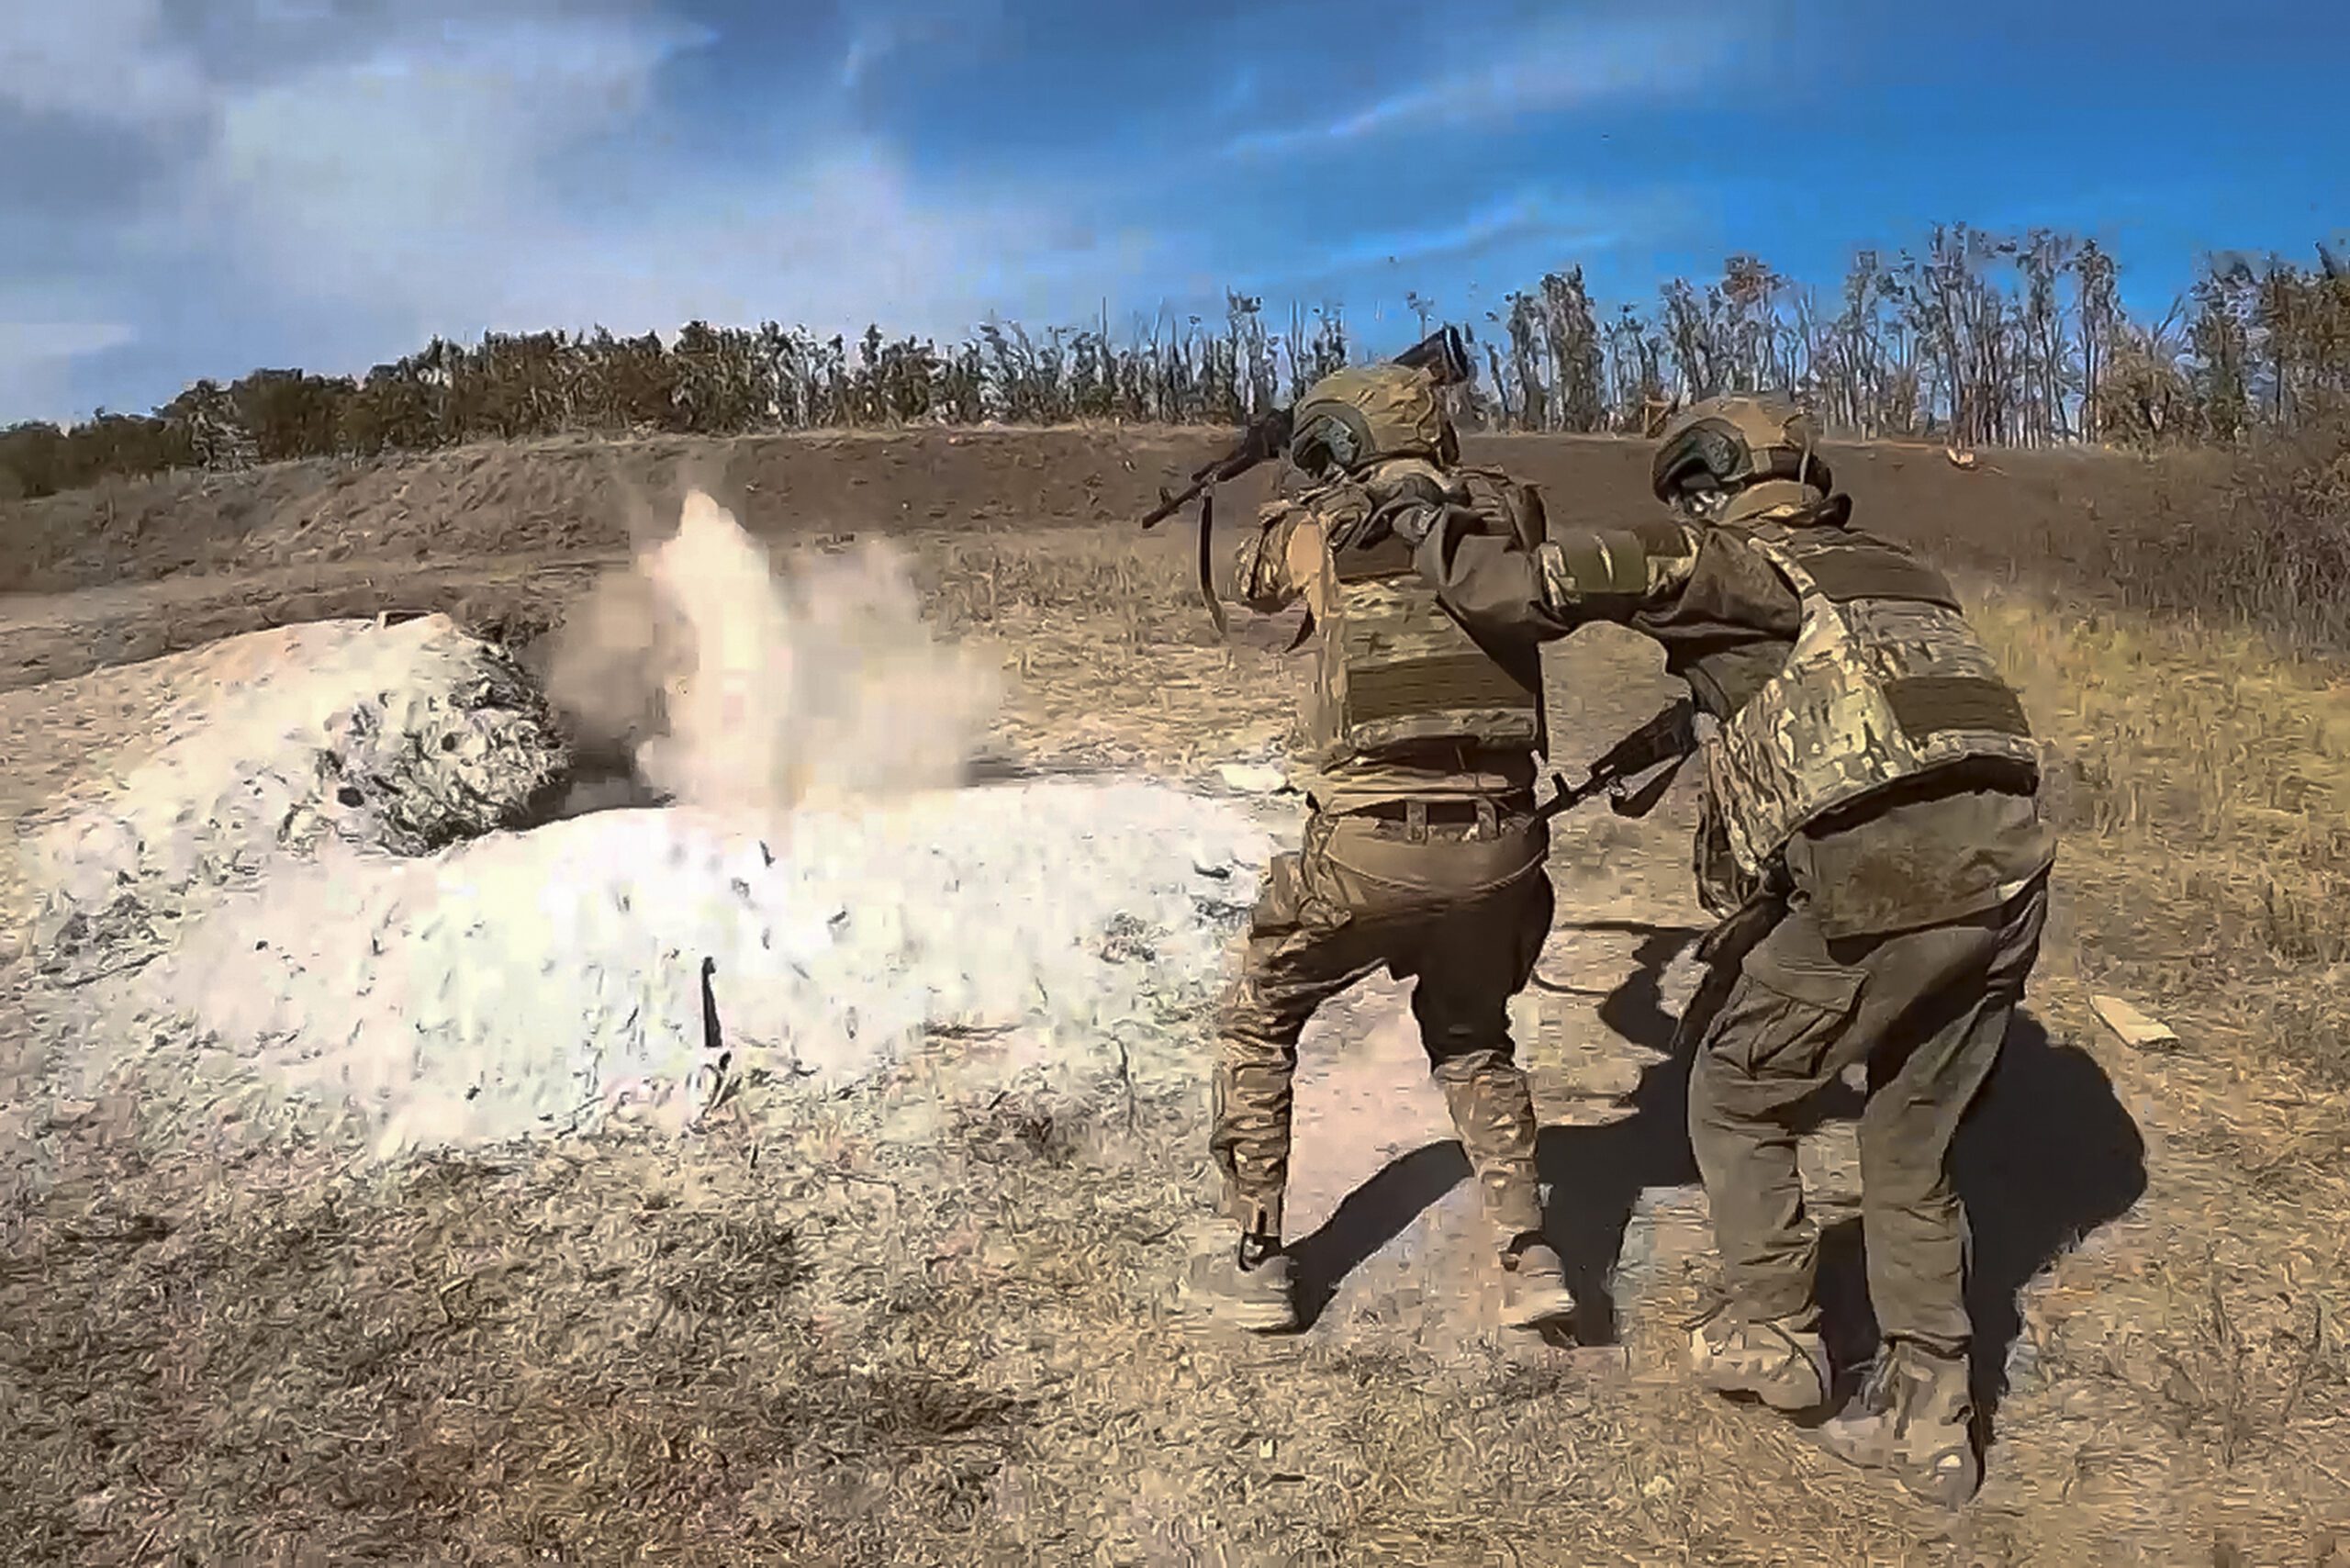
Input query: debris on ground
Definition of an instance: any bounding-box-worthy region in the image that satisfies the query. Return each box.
[2090,992,2181,1051]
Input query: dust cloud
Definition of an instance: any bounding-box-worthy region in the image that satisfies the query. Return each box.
[543,488,1003,814]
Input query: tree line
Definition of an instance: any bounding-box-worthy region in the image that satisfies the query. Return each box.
[6,223,2348,502]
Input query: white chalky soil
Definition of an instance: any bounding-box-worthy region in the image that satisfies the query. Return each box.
[110,780,1271,1158]
[33,489,1290,1164]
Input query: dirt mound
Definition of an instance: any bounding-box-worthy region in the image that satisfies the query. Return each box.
[25,613,571,982]
[0,426,2165,600]
[28,487,1266,1171]
[93,780,1272,1160]
[0,427,1241,596]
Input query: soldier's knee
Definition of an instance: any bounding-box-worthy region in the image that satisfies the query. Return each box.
[1413,985,1513,1058]
[1857,1127,1955,1205]
[1217,981,1304,1052]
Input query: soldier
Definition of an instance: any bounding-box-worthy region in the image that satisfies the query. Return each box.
[1185,361,1579,1337]
[1379,393,2055,1508]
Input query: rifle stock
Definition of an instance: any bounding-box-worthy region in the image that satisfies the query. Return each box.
[1538,697,1699,823]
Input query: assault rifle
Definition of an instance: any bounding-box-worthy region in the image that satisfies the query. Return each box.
[1537,696,1699,823]
[1138,324,1475,635]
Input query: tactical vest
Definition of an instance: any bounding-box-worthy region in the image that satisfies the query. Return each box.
[1700,520,2041,879]
[1302,470,1545,773]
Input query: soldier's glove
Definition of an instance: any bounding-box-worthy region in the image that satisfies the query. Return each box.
[1362,502,1428,556]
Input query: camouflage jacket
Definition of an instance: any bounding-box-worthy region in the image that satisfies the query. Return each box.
[1408,493,2055,936]
[1234,470,1545,812]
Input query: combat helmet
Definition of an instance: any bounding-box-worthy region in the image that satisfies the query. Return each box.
[1651,393,1831,515]
[1287,364,1460,482]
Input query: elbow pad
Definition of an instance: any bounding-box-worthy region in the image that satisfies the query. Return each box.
[1533,521,1699,612]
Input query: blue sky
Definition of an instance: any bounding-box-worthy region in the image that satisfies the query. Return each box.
[3,0,2344,424]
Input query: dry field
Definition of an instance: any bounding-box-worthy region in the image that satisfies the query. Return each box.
[2,429,2346,1565]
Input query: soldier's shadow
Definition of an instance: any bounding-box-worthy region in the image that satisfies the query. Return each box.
[1287,923,2150,1434]
[1815,1013,2148,1430]
[1286,922,1703,1333]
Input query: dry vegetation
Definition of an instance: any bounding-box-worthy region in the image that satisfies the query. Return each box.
[8,226,2349,502]
[3,410,2349,1563]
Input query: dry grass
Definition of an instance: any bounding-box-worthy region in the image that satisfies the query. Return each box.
[8,447,2350,1563]
[905,527,1297,778]
[1969,587,2350,1074]
[0,1084,1045,1565]
[0,1027,1978,1567]
[1897,420,2350,658]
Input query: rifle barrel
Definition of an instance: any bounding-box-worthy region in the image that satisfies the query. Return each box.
[1139,480,1203,530]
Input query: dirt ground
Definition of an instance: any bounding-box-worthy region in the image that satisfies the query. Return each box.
[2,431,2346,1565]
[0,425,2162,691]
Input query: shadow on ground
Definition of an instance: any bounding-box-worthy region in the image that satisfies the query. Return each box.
[1289,924,2150,1399]
[1532,922,1709,1346]
[1817,1013,2151,1427]
[1284,921,1704,1335]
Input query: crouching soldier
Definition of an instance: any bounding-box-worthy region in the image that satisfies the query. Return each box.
[1382,393,2055,1507]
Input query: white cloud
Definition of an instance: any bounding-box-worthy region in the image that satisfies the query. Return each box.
[0,2,1161,419]
[1225,12,1753,158]
[451,148,1162,348]
[175,11,711,328]
[838,2,1002,91]
[1225,186,1676,300]
[0,321,138,422]
[0,0,209,128]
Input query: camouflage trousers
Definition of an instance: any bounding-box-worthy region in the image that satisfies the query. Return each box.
[1684,869,2052,1353]
[1211,802,1554,1242]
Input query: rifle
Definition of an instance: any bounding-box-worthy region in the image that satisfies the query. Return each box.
[1140,323,1475,635]
[1536,696,1699,823]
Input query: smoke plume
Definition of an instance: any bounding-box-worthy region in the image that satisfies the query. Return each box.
[543,488,1002,813]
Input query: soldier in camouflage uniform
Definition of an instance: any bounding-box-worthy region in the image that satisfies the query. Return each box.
[1184,362,1579,1337]
[1384,394,2055,1507]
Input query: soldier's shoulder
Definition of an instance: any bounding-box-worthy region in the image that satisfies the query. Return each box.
[1835,521,1921,556]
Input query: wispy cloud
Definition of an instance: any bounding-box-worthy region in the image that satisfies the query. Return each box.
[839,0,1002,90]
[1224,12,1754,159]
[1304,195,1617,276]
[0,0,209,129]
[1213,184,1691,306]
[0,319,137,420]
[0,321,136,360]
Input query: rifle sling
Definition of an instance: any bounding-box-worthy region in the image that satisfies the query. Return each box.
[1198,487,1227,636]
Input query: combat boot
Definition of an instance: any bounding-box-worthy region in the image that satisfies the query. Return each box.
[1497,1234,1577,1329]
[1181,1234,1299,1333]
[1687,1302,1830,1413]
[1816,1338,1980,1508]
